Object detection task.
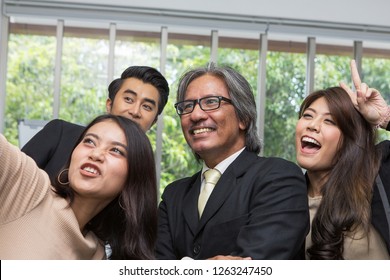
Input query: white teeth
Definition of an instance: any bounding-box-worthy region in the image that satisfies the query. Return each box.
[83,166,99,174]
[302,136,320,146]
[193,128,213,135]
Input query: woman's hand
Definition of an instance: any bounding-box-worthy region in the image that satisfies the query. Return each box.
[340,59,388,127]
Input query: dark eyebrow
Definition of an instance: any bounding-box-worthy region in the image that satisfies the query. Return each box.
[111,141,128,150]
[143,98,157,106]
[84,132,127,150]
[123,89,157,106]
[123,89,137,96]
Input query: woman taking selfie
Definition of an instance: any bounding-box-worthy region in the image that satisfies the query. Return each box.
[0,114,157,259]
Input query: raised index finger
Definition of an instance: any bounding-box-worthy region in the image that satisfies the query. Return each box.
[351,59,362,90]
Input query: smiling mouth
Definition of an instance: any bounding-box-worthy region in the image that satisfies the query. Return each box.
[301,136,321,151]
[192,127,214,135]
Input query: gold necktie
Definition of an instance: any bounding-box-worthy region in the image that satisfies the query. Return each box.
[198,168,221,217]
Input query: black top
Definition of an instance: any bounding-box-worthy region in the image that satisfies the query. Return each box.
[21,119,85,182]
[372,135,390,253]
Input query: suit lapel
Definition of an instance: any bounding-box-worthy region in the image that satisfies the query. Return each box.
[182,172,202,235]
[197,171,237,228]
[196,150,258,232]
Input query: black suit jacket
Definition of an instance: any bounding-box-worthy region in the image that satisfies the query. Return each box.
[21,119,85,181]
[372,139,390,253]
[156,149,309,260]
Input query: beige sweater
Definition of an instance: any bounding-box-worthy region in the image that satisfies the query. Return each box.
[307,195,389,259]
[0,134,105,259]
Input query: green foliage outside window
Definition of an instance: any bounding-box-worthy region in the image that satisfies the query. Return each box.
[5,34,55,143]
[4,32,390,193]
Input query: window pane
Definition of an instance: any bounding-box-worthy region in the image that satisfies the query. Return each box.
[60,29,109,124]
[362,57,390,141]
[264,51,306,162]
[115,31,160,76]
[218,47,259,94]
[6,34,56,145]
[314,54,351,90]
[158,35,211,191]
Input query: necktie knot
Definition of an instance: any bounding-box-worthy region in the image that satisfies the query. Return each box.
[204,168,221,185]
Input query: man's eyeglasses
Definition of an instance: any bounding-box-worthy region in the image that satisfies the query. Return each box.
[174,96,232,116]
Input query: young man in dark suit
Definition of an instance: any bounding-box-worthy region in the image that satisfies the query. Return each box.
[156,63,309,260]
[22,66,169,181]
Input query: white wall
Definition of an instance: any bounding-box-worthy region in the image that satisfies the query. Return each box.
[4,0,390,47]
[47,0,390,27]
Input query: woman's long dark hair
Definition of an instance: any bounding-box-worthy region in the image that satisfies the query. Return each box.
[299,87,381,259]
[53,114,157,259]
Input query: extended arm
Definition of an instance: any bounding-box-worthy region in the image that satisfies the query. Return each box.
[0,134,49,224]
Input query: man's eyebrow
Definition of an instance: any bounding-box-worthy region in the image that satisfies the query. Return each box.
[143,98,157,106]
[123,89,137,95]
[123,89,157,106]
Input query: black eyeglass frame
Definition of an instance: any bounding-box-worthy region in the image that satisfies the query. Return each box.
[174,96,232,116]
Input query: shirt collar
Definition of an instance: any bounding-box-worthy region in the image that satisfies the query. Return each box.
[201,147,245,178]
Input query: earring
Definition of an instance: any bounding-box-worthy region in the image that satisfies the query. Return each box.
[118,198,127,211]
[57,169,70,185]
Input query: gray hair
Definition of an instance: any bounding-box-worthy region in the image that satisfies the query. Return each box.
[177,62,261,154]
